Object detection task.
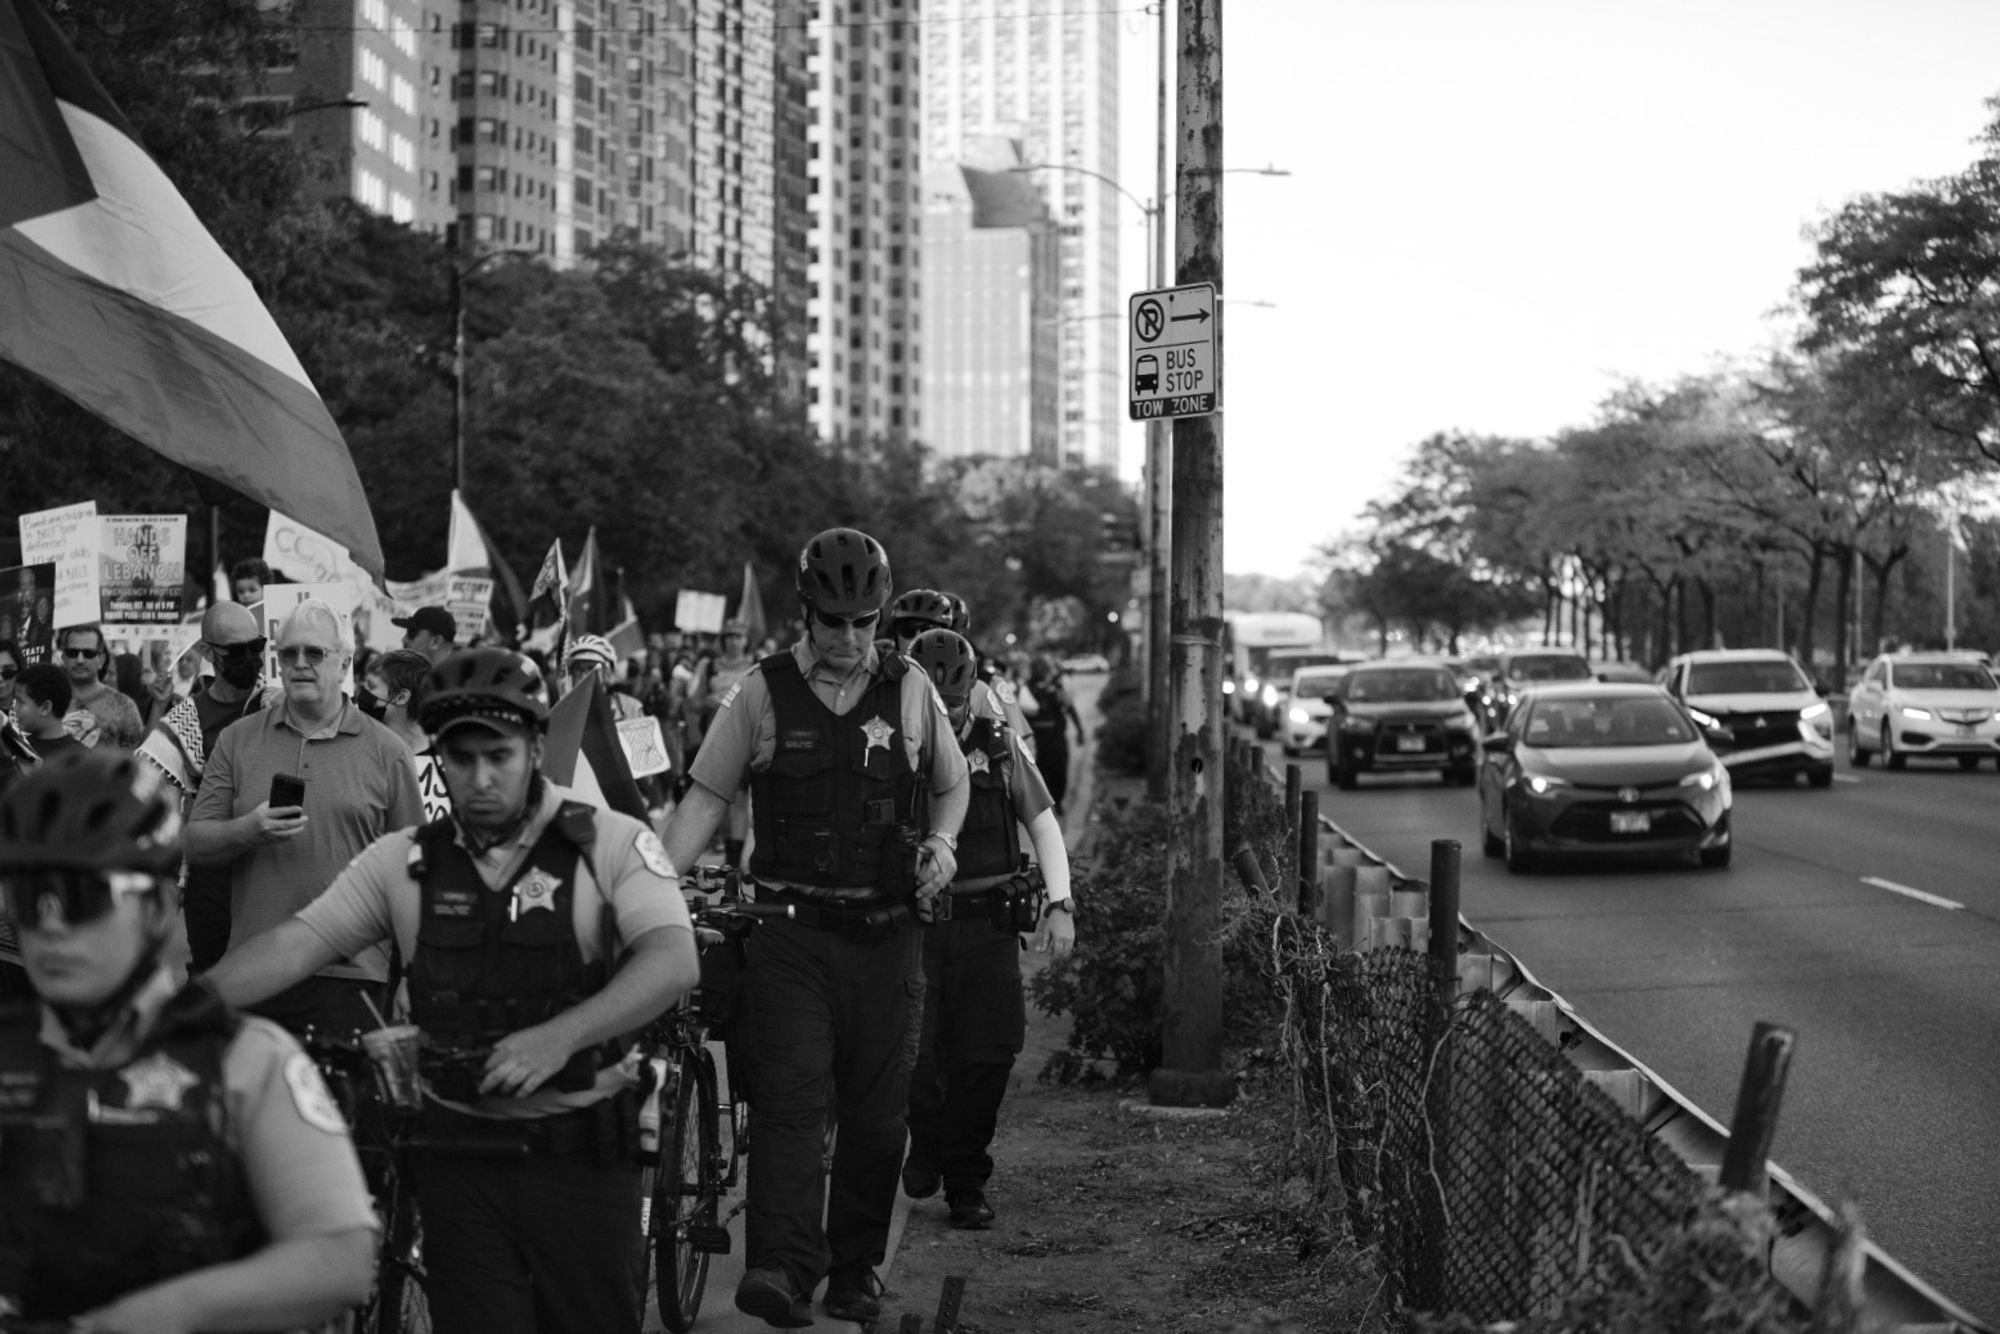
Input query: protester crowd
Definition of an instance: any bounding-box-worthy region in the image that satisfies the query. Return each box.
[0,523,1089,1333]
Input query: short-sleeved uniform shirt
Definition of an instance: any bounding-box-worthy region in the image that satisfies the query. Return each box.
[35,966,377,1245]
[688,640,968,886]
[295,781,694,1120]
[191,697,423,981]
[970,678,1036,761]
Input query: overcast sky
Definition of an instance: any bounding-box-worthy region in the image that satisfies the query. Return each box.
[1112,0,2000,578]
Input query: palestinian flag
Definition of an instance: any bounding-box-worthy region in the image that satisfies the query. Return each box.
[0,0,383,577]
[543,671,649,823]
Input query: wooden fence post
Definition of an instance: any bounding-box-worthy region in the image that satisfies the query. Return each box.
[1719,1021,1798,1195]
[1296,790,1320,916]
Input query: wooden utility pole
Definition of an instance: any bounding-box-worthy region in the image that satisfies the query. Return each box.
[1149,0,1231,1110]
[1144,0,1172,802]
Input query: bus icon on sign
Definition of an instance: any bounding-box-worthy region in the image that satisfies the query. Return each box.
[1133,354,1159,394]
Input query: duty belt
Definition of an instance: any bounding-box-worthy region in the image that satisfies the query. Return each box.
[762,886,909,937]
[414,1094,637,1162]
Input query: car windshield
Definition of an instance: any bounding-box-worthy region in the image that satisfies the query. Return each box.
[1889,662,1997,691]
[1509,656,1592,682]
[1522,696,1696,748]
[1292,673,1347,700]
[1686,660,1809,694]
[1344,668,1459,703]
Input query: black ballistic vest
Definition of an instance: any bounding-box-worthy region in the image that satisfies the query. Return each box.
[750,653,920,888]
[954,716,1022,882]
[0,984,260,1320]
[407,801,607,1046]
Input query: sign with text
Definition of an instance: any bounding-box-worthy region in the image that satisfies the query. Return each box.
[264,511,365,589]
[0,564,58,664]
[617,716,672,777]
[415,753,453,823]
[99,515,187,625]
[675,589,727,635]
[19,501,101,629]
[1127,282,1218,421]
[445,575,494,643]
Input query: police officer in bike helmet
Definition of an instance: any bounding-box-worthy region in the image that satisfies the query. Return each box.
[663,526,970,1328]
[899,630,1075,1230]
[0,750,376,1333]
[206,648,699,1334]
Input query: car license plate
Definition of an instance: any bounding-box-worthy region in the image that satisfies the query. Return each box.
[1958,724,1977,737]
[1610,811,1651,834]
[1396,734,1425,752]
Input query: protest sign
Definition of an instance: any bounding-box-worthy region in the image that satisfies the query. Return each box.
[263,511,364,588]
[99,515,186,625]
[674,589,727,635]
[617,716,672,777]
[0,564,58,664]
[446,574,494,642]
[415,754,453,823]
[19,502,100,629]
[102,623,203,707]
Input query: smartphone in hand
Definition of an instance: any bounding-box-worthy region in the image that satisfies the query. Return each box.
[268,773,306,810]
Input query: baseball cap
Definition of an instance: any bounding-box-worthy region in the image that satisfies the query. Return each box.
[391,606,458,641]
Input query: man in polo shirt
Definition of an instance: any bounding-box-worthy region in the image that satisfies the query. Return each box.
[185,600,421,1036]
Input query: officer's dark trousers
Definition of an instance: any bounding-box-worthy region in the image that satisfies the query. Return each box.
[744,911,923,1294]
[414,1149,641,1334]
[905,911,1027,1197]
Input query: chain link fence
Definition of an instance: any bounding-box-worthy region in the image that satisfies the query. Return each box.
[1271,919,1815,1329]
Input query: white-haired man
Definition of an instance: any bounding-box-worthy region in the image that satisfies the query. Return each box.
[185,600,422,1035]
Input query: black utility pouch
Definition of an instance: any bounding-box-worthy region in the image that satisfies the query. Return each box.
[1007,868,1047,932]
[878,826,921,901]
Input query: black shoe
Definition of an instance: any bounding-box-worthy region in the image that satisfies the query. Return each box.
[901,1155,940,1200]
[822,1266,884,1323]
[737,1267,815,1328]
[948,1189,995,1230]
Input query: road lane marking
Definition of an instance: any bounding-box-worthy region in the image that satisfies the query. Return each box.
[1861,876,1964,911]
[1832,774,1861,784]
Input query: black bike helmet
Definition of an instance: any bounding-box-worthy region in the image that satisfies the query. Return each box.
[0,750,181,875]
[419,648,551,735]
[796,528,892,615]
[891,589,954,636]
[941,591,971,635]
[907,629,979,706]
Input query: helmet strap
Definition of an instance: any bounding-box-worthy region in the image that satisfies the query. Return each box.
[48,920,168,1051]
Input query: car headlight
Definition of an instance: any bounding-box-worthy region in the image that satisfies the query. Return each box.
[1244,676,1260,694]
[1800,701,1829,721]
[1288,706,1312,725]
[1686,706,1721,729]
[1222,679,1235,696]
[1679,763,1727,792]
[1261,685,1280,708]
[1444,712,1476,732]
[1524,773,1569,796]
[1901,705,1934,721]
[1340,715,1374,732]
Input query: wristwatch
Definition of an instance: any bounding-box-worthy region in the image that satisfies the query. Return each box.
[1042,898,1073,920]
[925,831,959,852]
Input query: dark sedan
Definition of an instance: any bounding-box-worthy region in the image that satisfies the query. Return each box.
[1477,683,1732,873]
[1328,660,1480,788]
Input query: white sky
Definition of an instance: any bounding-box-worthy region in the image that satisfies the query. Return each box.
[1112,0,2000,578]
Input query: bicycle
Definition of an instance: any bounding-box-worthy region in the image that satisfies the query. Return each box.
[301,1033,432,1334]
[638,866,791,1333]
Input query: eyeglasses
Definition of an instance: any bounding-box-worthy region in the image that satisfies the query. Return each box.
[814,608,881,631]
[205,637,267,662]
[0,665,17,681]
[1,868,158,929]
[60,647,102,660]
[277,645,335,666]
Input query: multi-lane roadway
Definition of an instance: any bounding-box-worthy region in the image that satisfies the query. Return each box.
[1260,735,2000,1323]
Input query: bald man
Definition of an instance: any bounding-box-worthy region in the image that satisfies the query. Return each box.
[137,600,277,972]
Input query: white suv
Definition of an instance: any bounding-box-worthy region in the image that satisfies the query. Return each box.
[1659,649,1835,788]
[1846,653,2000,771]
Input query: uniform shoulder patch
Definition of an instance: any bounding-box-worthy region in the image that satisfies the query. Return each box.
[634,829,675,879]
[283,1052,349,1135]
[718,682,742,710]
[994,680,1017,706]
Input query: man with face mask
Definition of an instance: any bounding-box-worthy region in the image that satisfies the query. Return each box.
[135,602,276,975]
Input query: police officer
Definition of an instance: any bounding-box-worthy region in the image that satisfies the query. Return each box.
[900,630,1076,1230]
[206,648,700,1334]
[663,527,970,1328]
[0,750,377,1333]
[892,589,1035,757]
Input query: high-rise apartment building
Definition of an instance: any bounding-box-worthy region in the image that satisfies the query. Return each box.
[689,0,775,282]
[801,1,926,444]
[920,0,1120,470]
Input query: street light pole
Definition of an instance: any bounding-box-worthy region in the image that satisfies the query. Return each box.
[1146,0,1171,800]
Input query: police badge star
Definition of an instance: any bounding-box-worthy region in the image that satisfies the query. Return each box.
[859,715,896,754]
[513,867,560,917]
[121,1051,201,1111]
[967,748,991,775]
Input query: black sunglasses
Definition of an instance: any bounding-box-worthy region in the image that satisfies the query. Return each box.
[1,868,156,929]
[60,646,102,660]
[814,608,881,631]
[205,637,267,662]
[0,665,17,681]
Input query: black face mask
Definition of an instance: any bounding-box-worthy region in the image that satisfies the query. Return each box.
[355,683,388,722]
[216,655,263,689]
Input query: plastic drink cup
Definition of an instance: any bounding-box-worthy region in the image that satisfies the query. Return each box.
[361,1024,423,1112]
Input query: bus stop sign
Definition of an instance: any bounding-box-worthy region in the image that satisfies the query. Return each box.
[1129,282,1218,420]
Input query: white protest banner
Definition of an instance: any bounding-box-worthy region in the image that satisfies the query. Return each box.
[617,716,673,777]
[264,511,366,588]
[259,582,360,691]
[415,754,453,823]
[446,574,494,642]
[674,589,727,635]
[19,501,100,629]
[99,515,186,625]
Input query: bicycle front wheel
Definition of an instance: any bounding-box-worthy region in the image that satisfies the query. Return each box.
[372,1161,431,1334]
[653,1047,721,1334]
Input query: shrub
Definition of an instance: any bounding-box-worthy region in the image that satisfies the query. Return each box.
[1092,667,1148,776]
